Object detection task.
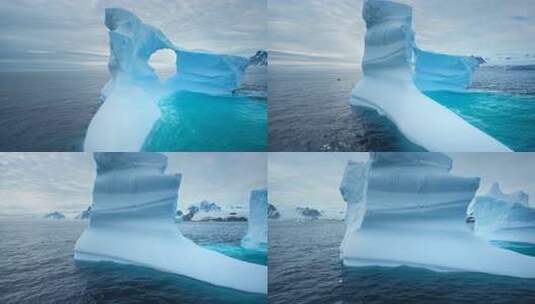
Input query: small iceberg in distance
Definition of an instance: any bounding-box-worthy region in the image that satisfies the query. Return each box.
[84,8,266,152]
[350,0,511,152]
[74,152,267,294]
[339,152,535,278]
[241,189,268,251]
[469,182,535,244]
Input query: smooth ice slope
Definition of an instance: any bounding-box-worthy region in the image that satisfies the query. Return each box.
[74,153,266,294]
[339,152,535,278]
[84,8,249,151]
[470,183,535,244]
[350,0,510,151]
[241,189,268,250]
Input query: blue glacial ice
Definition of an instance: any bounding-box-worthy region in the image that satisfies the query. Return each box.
[339,152,535,278]
[350,0,511,151]
[74,152,267,294]
[469,182,535,244]
[84,8,260,151]
[241,189,268,251]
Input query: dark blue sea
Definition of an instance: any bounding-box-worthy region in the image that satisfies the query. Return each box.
[0,69,105,151]
[0,219,266,304]
[268,220,535,304]
[268,65,535,152]
[0,68,267,152]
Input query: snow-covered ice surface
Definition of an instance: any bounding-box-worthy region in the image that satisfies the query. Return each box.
[74,153,267,294]
[339,152,535,278]
[84,8,254,151]
[470,183,535,244]
[241,189,268,251]
[350,0,511,152]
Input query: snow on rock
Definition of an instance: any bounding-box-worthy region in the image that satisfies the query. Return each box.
[469,182,535,244]
[268,204,281,219]
[84,8,249,152]
[350,0,511,152]
[233,50,268,98]
[75,207,92,220]
[339,152,535,278]
[241,189,268,251]
[74,152,266,294]
[182,201,247,222]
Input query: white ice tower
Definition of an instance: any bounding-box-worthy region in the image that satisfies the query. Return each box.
[469,182,535,244]
[339,153,535,278]
[350,0,511,152]
[241,189,268,250]
[74,153,267,294]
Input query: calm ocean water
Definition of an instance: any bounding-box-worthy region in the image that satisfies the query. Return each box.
[268,65,535,152]
[0,69,106,151]
[0,68,267,151]
[269,220,535,304]
[0,219,266,304]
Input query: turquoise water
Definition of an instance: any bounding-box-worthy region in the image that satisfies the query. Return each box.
[144,91,267,151]
[426,90,535,152]
[492,240,535,257]
[206,244,267,265]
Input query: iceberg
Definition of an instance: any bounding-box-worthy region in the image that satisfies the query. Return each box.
[84,8,250,151]
[339,152,535,278]
[469,183,535,244]
[350,0,511,152]
[74,152,267,294]
[241,189,267,251]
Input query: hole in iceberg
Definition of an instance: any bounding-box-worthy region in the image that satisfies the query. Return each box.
[149,49,177,82]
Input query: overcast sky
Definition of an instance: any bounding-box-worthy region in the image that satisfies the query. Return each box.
[269,153,535,214]
[0,0,266,71]
[270,0,535,65]
[0,152,266,216]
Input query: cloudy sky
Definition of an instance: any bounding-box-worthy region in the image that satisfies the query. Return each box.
[269,153,535,214]
[0,152,265,216]
[0,0,266,71]
[270,0,535,65]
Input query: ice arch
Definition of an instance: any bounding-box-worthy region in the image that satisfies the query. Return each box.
[339,152,535,278]
[84,8,249,151]
[149,48,177,82]
[74,152,267,294]
[350,0,511,151]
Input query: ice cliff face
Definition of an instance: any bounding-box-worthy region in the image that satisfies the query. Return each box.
[74,152,266,294]
[241,189,268,250]
[84,8,250,152]
[413,48,483,92]
[339,152,535,278]
[351,0,510,152]
[470,183,535,244]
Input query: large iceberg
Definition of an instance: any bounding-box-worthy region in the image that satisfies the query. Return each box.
[74,152,267,294]
[84,8,252,151]
[241,189,268,250]
[350,0,511,152]
[339,152,535,278]
[469,183,535,244]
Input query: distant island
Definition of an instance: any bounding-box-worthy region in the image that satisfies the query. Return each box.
[44,211,65,220]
